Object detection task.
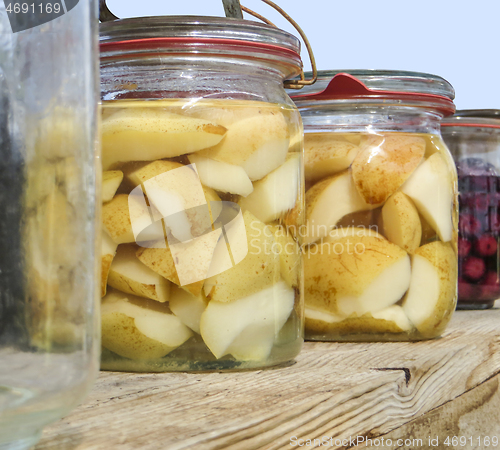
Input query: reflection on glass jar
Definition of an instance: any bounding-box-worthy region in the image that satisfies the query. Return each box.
[292,71,458,341]
[442,111,500,310]
[99,17,304,372]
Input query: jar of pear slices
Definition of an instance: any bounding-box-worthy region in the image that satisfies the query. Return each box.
[98,17,304,371]
[292,70,458,342]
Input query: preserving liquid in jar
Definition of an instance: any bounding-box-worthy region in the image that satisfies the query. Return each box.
[100,98,303,371]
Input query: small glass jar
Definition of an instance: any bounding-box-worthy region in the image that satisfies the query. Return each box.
[292,70,458,341]
[441,111,500,310]
[99,16,304,371]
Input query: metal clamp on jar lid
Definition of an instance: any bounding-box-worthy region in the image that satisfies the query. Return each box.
[291,70,456,116]
[99,0,317,89]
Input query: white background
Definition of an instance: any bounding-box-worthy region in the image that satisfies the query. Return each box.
[107,0,500,110]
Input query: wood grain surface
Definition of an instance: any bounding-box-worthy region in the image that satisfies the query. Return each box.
[36,306,500,450]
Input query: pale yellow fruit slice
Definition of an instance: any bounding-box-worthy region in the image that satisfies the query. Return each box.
[305,232,411,317]
[102,193,164,245]
[238,153,300,223]
[268,224,301,288]
[107,244,171,303]
[101,232,118,297]
[101,291,192,360]
[400,152,454,242]
[203,210,280,302]
[403,241,457,337]
[304,133,359,182]
[200,281,294,360]
[127,160,221,241]
[187,154,253,197]
[381,192,422,254]
[102,170,124,203]
[101,108,227,170]
[169,285,208,334]
[304,171,380,245]
[351,134,425,204]
[197,106,290,181]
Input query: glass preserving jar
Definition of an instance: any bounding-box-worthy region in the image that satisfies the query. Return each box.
[291,70,458,342]
[0,2,100,449]
[99,16,304,372]
[441,110,500,310]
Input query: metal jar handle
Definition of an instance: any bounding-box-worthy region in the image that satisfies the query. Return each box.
[98,0,317,89]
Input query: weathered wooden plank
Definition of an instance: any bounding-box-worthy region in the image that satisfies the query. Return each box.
[36,307,500,450]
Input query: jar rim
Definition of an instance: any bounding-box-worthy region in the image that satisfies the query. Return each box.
[290,70,456,116]
[99,16,302,80]
[441,110,500,129]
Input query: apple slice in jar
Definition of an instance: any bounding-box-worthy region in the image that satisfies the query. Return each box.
[200,280,294,361]
[351,134,425,204]
[304,133,359,182]
[400,152,454,242]
[304,171,380,245]
[107,244,171,303]
[101,108,227,170]
[101,290,192,360]
[402,241,457,337]
[304,229,411,318]
[238,153,300,223]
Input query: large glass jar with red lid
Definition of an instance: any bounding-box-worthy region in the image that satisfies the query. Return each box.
[99,16,304,371]
[442,110,500,310]
[291,70,458,342]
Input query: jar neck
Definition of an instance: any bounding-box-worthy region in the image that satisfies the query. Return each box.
[299,105,444,135]
[100,57,294,105]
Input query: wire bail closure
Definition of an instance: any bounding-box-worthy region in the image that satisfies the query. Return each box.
[98,0,317,89]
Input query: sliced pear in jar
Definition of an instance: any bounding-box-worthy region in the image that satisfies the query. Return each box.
[200,281,294,360]
[381,192,422,254]
[101,231,118,297]
[101,290,192,360]
[402,241,457,337]
[400,152,454,242]
[102,170,124,203]
[107,244,171,303]
[196,106,290,181]
[304,230,411,317]
[238,153,300,223]
[187,154,253,197]
[351,134,425,204]
[304,171,380,245]
[101,108,227,170]
[204,210,281,302]
[304,133,359,182]
[306,305,412,335]
[268,224,301,288]
[169,285,208,334]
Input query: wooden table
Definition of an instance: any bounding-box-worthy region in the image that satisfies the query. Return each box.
[36,306,500,450]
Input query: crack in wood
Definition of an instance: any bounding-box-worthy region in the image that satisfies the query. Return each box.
[374,368,411,385]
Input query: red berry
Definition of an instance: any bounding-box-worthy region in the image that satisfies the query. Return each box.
[458,278,477,300]
[475,234,498,257]
[482,270,499,286]
[459,214,483,236]
[458,238,472,258]
[489,213,500,233]
[462,256,486,281]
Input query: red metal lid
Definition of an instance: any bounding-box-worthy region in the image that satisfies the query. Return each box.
[292,73,456,116]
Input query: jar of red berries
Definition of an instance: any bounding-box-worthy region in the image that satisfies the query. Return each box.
[442,110,500,309]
